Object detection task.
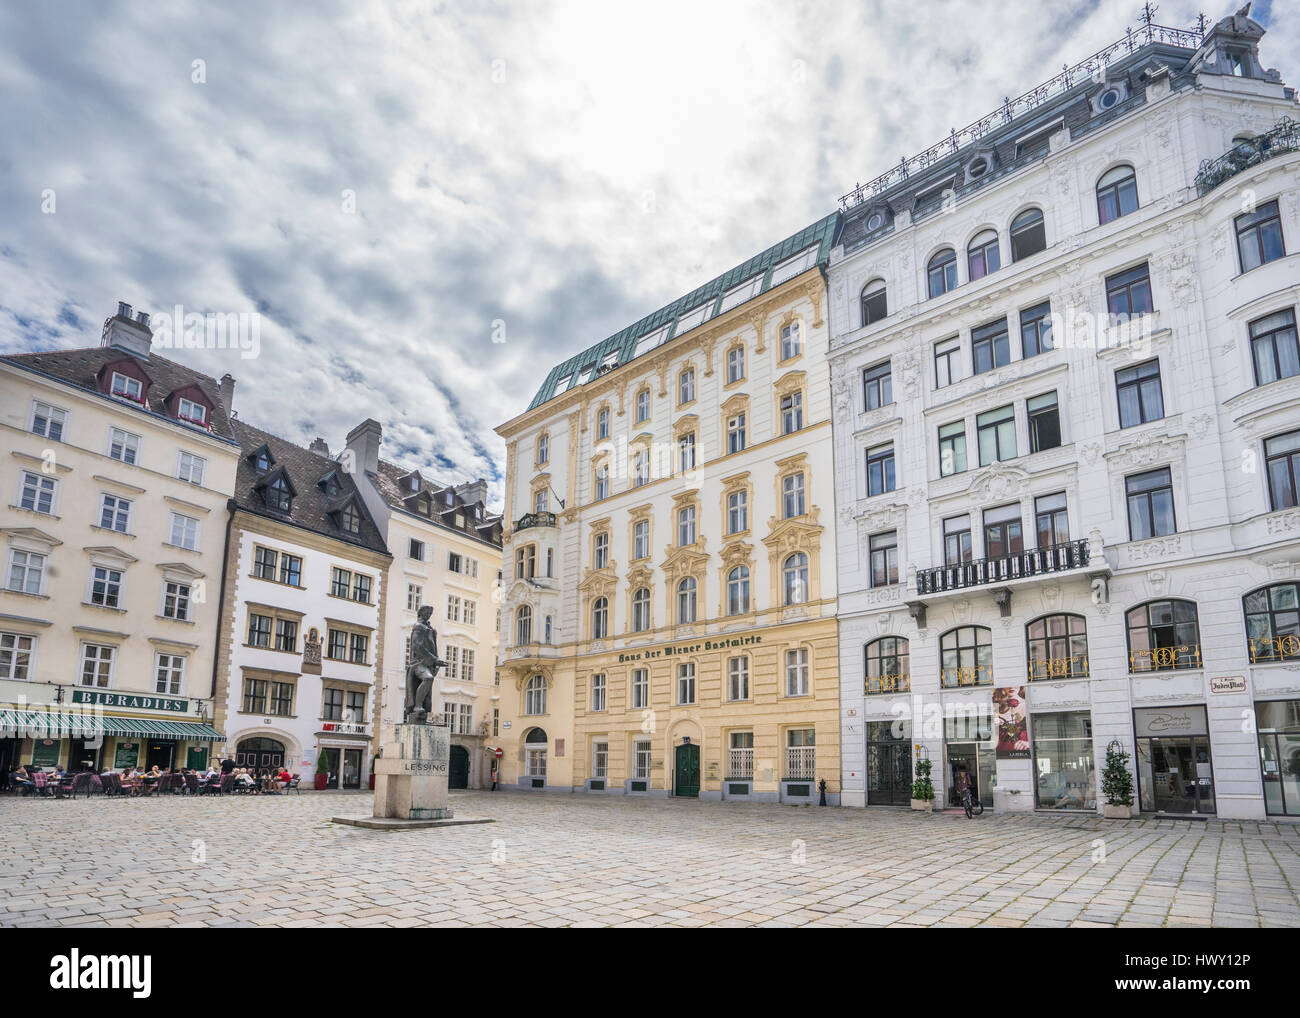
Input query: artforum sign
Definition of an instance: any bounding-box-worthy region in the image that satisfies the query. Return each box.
[618,634,761,663]
[72,690,190,713]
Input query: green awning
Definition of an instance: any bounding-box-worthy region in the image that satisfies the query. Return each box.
[0,710,224,741]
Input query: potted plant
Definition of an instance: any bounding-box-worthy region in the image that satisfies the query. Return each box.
[314,749,330,791]
[910,758,935,812]
[1101,741,1134,819]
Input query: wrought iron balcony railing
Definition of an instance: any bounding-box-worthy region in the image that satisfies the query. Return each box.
[1027,655,1090,681]
[1248,635,1300,664]
[514,512,557,531]
[917,539,1090,596]
[865,673,910,696]
[1195,117,1300,197]
[940,665,994,690]
[1130,644,1203,673]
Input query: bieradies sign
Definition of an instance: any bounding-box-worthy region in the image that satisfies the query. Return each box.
[72,690,190,713]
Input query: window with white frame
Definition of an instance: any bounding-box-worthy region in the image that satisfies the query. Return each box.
[782,473,805,519]
[19,472,57,515]
[0,632,35,681]
[780,321,802,360]
[594,532,609,570]
[526,737,547,778]
[679,367,695,405]
[727,413,746,454]
[935,336,961,388]
[783,552,808,605]
[632,587,650,632]
[536,432,549,465]
[781,391,803,434]
[596,407,610,439]
[591,672,606,712]
[447,594,461,622]
[678,431,696,472]
[595,464,610,500]
[7,549,46,594]
[88,565,123,608]
[786,647,810,696]
[591,597,609,639]
[80,643,114,687]
[461,647,476,683]
[727,345,745,383]
[677,577,697,624]
[31,401,66,441]
[98,493,131,533]
[677,505,696,546]
[631,667,649,709]
[633,738,651,779]
[592,740,608,779]
[177,451,206,486]
[162,580,191,621]
[407,583,422,611]
[727,490,748,534]
[110,372,143,401]
[177,397,207,425]
[633,520,649,559]
[785,728,816,779]
[726,566,750,615]
[728,656,750,701]
[525,674,546,715]
[677,661,695,704]
[464,599,476,625]
[108,428,140,464]
[635,388,651,423]
[154,652,185,694]
[169,513,200,550]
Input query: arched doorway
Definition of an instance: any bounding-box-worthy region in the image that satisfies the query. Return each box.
[524,727,547,787]
[448,745,470,789]
[236,737,285,773]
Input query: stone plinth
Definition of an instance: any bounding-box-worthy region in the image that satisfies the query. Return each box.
[373,722,452,821]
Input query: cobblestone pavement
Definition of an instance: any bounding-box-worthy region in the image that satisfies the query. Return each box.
[2,790,1298,927]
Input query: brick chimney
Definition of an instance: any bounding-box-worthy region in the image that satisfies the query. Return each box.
[100,301,154,360]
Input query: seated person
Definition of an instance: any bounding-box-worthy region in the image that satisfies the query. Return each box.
[278,766,292,790]
[146,765,163,780]
[12,765,36,796]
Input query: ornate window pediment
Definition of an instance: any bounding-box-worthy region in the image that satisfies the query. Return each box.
[774,369,806,397]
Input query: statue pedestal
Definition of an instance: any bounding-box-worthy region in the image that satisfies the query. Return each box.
[373,722,452,821]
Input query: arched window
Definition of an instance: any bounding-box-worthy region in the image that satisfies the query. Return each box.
[940,626,992,687]
[1126,599,1201,672]
[726,566,750,616]
[1010,208,1046,261]
[676,577,697,624]
[591,597,608,639]
[1096,165,1139,224]
[861,279,888,326]
[783,552,808,605]
[524,725,547,776]
[864,636,909,694]
[525,679,546,717]
[632,587,651,632]
[1244,583,1300,663]
[927,248,957,298]
[1026,613,1089,680]
[596,407,610,439]
[967,230,1000,281]
[515,605,532,646]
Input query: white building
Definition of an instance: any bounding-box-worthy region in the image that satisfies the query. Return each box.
[828,13,1300,818]
[213,421,391,787]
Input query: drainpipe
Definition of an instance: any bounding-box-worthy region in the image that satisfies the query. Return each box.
[208,500,238,747]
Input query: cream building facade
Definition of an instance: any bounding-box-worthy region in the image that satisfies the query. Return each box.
[497,217,843,802]
[0,304,238,777]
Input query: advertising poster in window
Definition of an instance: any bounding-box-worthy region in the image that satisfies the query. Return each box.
[993,686,1030,758]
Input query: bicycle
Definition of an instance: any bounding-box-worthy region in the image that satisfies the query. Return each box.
[961,786,984,818]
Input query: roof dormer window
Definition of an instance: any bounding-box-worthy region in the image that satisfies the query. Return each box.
[178,397,208,427]
[110,372,144,402]
[266,474,292,513]
[339,503,361,535]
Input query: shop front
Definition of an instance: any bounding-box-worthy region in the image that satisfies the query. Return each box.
[1031,710,1096,810]
[316,725,369,789]
[864,720,911,805]
[944,712,995,809]
[1134,705,1216,815]
[1256,698,1300,817]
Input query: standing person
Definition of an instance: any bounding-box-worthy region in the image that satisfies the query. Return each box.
[220,755,235,775]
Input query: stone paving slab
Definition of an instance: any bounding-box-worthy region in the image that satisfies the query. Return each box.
[0,790,1297,928]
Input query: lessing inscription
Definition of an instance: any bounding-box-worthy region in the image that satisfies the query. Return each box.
[398,760,447,774]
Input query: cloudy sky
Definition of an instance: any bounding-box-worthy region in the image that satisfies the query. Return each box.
[1,0,1294,507]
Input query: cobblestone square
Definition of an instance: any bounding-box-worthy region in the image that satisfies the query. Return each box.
[2,791,1298,927]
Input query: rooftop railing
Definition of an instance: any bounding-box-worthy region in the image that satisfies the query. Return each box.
[1194,117,1300,196]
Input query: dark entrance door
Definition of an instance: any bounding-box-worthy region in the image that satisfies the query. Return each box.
[341,748,362,789]
[145,740,176,771]
[867,742,911,805]
[1138,736,1216,814]
[674,742,700,798]
[0,738,21,790]
[67,738,102,773]
[449,745,470,789]
[236,738,285,775]
[322,747,340,789]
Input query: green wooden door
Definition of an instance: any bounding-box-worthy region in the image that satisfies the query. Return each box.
[674,743,700,798]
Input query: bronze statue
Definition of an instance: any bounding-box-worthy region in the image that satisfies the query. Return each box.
[404,605,447,724]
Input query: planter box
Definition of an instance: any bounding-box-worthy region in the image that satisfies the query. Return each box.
[910,798,934,812]
[1103,803,1132,819]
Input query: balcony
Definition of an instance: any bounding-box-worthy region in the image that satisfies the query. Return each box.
[727,748,754,780]
[1248,636,1300,665]
[940,665,993,690]
[514,512,558,531]
[784,747,815,781]
[865,673,910,696]
[1130,644,1202,673]
[916,539,1091,597]
[1195,117,1300,197]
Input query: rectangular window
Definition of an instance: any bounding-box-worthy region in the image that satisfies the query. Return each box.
[409,539,424,561]
[19,472,57,515]
[80,644,114,688]
[162,580,191,621]
[1035,492,1070,548]
[727,346,745,383]
[934,336,961,388]
[592,740,608,779]
[407,584,422,611]
[7,550,46,594]
[1266,431,1300,511]
[785,648,809,697]
[1236,200,1286,272]
[679,368,695,405]
[0,632,36,681]
[780,391,803,434]
[727,492,747,534]
[88,566,122,608]
[677,507,695,546]
[31,401,66,441]
[939,421,967,477]
[169,513,199,550]
[274,617,298,652]
[99,494,131,533]
[781,322,801,360]
[352,573,372,603]
[977,405,1016,465]
[863,361,892,410]
[326,628,347,660]
[631,668,649,709]
[1106,263,1154,319]
[728,656,750,701]
[633,739,652,779]
[270,682,293,716]
[461,647,475,683]
[983,503,1024,558]
[678,431,696,472]
[869,530,898,587]
[349,691,368,722]
[177,451,206,486]
[944,515,972,566]
[782,473,805,519]
[178,397,207,425]
[448,552,463,574]
[1020,301,1053,358]
[322,688,344,721]
[331,567,351,598]
[727,413,746,454]
[677,662,695,705]
[243,678,268,715]
[247,613,272,648]
[1027,392,1061,453]
[349,632,368,664]
[866,444,895,496]
[1116,359,1164,428]
[108,428,140,464]
[1126,467,1176,540]
[633,520,650,559]
[110,372,143,400]
[971,318,1011,374]
[1251,309,1300,386]
[591,673,606,712]
[253,546,278,580]
[279,553,301,587]
[155,653,185,695]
